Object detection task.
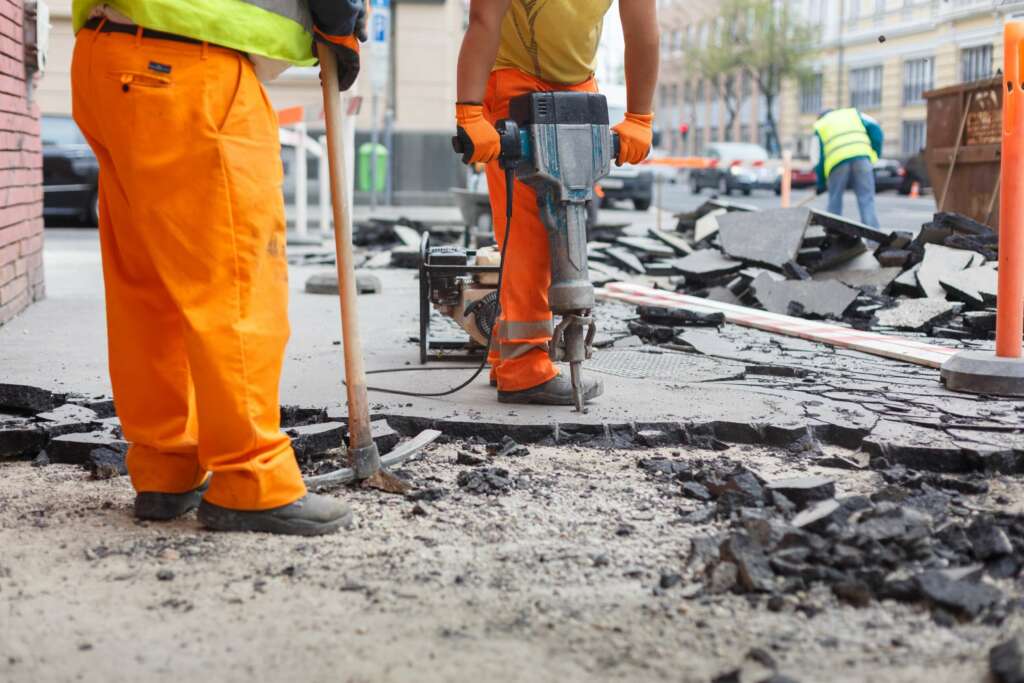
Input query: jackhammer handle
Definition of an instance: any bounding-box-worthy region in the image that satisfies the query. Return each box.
[452,128,474,165]
[612,132,621,162]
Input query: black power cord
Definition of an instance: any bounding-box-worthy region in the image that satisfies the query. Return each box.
[354,167,515,398]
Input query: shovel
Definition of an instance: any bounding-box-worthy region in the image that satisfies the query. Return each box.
[303,43,440,492]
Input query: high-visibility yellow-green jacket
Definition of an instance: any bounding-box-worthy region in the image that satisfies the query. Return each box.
[814,108,880,179]
[72,0,360,67]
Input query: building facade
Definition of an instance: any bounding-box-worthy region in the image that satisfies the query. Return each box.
[658,0,1024,160]
[1,0,46,325]
[37,0,466,204]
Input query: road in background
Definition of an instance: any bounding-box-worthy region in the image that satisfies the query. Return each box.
[647,175,937,235]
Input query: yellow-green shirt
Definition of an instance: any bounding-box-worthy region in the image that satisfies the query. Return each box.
[494,0,613,85]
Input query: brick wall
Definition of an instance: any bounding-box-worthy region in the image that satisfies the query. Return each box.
[0,0,44,326]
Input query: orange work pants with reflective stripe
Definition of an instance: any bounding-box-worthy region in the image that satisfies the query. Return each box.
[70,28,306,511]
[484,68,598,392]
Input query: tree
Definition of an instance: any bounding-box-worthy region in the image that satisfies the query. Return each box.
[741,0,815,155]
[686,0,814,155]
[684,12,746,141]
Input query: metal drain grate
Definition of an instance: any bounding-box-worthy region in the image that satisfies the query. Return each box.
[586,349,745,384]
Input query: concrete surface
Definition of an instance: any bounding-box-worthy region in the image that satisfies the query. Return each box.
[2,229,1023,473]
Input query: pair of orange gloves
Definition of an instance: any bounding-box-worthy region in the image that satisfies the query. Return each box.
[455,103,653,167]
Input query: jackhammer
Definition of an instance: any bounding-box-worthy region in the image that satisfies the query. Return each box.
[449,92,619,411]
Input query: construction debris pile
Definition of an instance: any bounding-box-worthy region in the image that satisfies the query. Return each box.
[640,454,1021,625]
[586,201,1001,342]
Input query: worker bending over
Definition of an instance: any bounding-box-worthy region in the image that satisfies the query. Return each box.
[814,107,885,229]
[70,0,363,535]
[455,0,659,406]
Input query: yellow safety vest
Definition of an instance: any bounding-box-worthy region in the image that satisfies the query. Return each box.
[814,108,878,179]
[72,0,317,66]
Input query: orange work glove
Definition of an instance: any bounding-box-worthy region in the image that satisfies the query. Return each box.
[454,103,501,165]
[612,112,655,166]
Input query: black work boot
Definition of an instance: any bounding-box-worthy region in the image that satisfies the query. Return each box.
[498,373,604,406]
[197,493,353,536]
[135,478,210,521]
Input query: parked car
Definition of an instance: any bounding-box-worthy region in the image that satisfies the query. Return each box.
[598,96,655,210]
[873,158,908,194]
[773,161,818,195]
[690,142,777,196]
[42,115,99,226]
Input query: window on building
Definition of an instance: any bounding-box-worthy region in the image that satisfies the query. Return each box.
[961,45,993,82]
[683,81,693,104]
[903,57,934,105]
[902,120,926,157]
[850,65,883,110]
[696,79,705,101]
[800,73,823,114]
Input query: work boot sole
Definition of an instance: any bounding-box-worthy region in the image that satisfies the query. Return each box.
[197,500,354,537]
[498,377,604,406]
[135,479,210,521]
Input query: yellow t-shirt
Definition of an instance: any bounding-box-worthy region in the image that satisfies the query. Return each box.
[494,0,613,85]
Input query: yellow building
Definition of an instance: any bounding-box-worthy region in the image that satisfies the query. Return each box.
[658,0,1024,159]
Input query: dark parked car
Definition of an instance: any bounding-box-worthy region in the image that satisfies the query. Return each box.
[598,164,654,210]
[690,142,777,196]
[42,115,99,226]
[873,158,908,194]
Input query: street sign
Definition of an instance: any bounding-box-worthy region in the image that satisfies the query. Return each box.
[369,0,390,93]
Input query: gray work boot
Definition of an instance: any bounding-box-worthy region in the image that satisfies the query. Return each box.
[498,373,604,406]
[135,478,210,521]
[197,493,353,536]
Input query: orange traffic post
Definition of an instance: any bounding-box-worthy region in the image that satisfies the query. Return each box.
[780,150,792,208]
[941,20,1024,395]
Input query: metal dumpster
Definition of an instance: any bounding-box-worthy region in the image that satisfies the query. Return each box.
[924,76,1003,230]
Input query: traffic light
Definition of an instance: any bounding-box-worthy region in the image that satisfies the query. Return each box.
[679,123,690,142]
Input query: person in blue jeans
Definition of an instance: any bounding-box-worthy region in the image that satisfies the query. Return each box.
[814,108,884,229]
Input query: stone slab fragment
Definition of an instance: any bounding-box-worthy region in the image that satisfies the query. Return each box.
[695,208,728,242]
[940,264,999,306]
[670,250,744,281]
[810,209,893,243]
[615,236,675,259]
[916,244,976,298]
[718,208,811,269]
[0,384,59,414]
[813,267,902,292]
[875,298,963,331]
[750,272,859,318]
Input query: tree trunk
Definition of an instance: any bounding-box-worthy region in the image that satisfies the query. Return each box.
[763,94,780,156]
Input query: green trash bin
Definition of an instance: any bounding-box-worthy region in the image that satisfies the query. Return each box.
[358,142,388,193]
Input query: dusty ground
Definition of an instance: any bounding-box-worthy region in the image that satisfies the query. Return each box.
[1,441,1019,683]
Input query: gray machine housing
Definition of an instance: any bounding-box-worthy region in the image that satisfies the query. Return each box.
[507,92,615,314]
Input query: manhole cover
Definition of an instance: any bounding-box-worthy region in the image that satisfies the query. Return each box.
[586,349,745,384]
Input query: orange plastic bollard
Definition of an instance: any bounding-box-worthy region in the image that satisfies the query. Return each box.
[997,22,1024,359]
[780,150,792,209]
[909,181,920,199]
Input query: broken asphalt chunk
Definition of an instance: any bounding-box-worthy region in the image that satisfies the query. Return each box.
[0,384,59,414]
[810,209,892,243]
[750,273,858,318]
[45,431,128,465]
[0,419,46,459]
[604,247,647,274]
[456,467,513,495]
[939,263,998,307]
[637,305,724,328]
[670,250,743,282]
[915,243,977,298]
[719,533,775,592]
[990,634,1024,683]
[915,570,1003,620]
[766,476,836,510]
[718,207,811,270]
[87,447,128,480]
[874,298,962,332]
[287,422,345,462]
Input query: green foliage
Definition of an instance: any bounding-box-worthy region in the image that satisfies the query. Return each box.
[684,0,816,153]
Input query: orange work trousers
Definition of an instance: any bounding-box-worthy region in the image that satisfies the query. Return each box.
[71,28,306,511]
[484,69,598,392]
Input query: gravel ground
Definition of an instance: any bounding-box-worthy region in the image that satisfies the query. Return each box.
[1,441,1020,683]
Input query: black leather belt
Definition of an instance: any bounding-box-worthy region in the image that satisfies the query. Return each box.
[83,17,204,46]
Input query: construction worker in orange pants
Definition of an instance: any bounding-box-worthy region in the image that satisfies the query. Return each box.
[70,0,364,536]
[455,0,659,405]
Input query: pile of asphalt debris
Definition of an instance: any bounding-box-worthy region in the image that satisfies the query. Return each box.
[592,200,1001,343]
[638,453,1020,626]
[293,201,1002,347]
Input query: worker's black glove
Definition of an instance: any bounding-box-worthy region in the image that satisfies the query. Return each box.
[309,0,366,91]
